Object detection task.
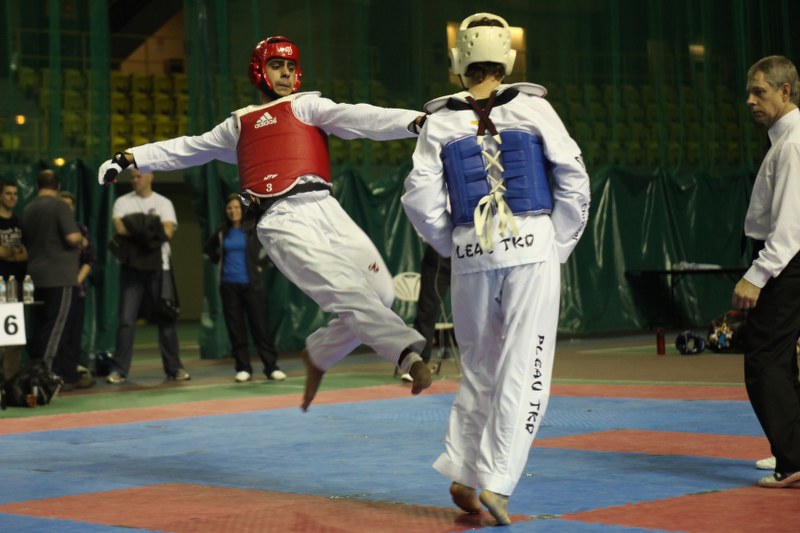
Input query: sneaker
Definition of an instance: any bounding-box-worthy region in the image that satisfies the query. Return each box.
[235,371,252,382]
[756,456,776,470]
[107,371,126,384]
[170,368,191,381]
[400,373,413,382]
[268,369,287,381]
[74,374,96,389]
[758,470,800,488]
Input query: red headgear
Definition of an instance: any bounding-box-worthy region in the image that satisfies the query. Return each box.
[248,36,302,95]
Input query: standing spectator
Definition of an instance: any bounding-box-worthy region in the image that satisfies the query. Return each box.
[204,193,285,383]
[732,55,800,488]
[20,170,94,390]
[97,35,430,410]
[411,243,452,371]
[59,191,94,376]
[0,180,27,380]
[108,169,189,384]
[402,13,590,524]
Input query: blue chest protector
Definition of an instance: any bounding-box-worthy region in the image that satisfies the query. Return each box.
[443,130,553,226]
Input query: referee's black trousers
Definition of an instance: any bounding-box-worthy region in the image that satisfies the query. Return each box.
[745,250,800,474]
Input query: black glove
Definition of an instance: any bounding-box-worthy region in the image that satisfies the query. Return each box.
[409,114,428,134]
[98,152,134,185]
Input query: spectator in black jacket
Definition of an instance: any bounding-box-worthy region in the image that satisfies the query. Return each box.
[204,194,284,382]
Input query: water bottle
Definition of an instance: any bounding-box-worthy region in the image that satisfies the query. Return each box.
[22,275,34,304]
[0,276,6,303]
[6,275,17,303]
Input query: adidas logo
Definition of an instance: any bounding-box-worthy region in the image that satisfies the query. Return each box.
[254,111,277,128]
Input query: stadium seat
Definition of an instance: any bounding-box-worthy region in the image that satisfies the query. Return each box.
[128,113,150,141]
[621,84,641,104]
[110,71,130,94]
[110,91,130,115]
[152,114,176,140]
[62,89,86,112]
[17,66,39,96]
[152,74,173,94]
[153,93,174,115]
[131,90,153,115]
[584,83,602,104]
[61,110,85,143]
[175,93,189,116]
[588,101,607,123]
[172,72,188,94]
[176,114,188,136]
[131,73,152,95]
[63,68,86,93]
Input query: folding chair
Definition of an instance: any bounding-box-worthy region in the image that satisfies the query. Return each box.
[391,271,460,378]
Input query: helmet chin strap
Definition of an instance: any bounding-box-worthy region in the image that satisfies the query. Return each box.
[260,84,283,101]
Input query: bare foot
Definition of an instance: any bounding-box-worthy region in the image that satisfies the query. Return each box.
[479,489,510,525]
[409,360,432,395]
[301,349,325,412]
[450,482,481,514]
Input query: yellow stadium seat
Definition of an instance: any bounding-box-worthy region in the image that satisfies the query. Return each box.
[62,89,86,112]
[152,114,176,140]
[1,134,21,150]
[110,91,130,114]
[110,71,131,94]
[131,73,152,95]
[62,110,85,142]
[38,87,51,110]
[563,82,581,101]
[588,102,607,123]
[640,85,655,105]
[153,93,174,115]
[621,84,641,104]
[151,74,173,94]
[17,66,39,96]
[625,141,644,166]
[63,68,86,92]
[328,137,346,165]
[175,93,189,116]
[584,84,602,103]
[128,113,150,140]
[131,91,153,115]
[172,73,188,94]
[176,114,188,136]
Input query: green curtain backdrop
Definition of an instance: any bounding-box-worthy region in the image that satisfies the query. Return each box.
[1,0,798,358]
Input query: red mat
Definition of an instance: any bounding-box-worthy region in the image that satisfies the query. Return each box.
[536,429,771,460]
[562,486,800,532]
[0,483,530,532]
[0,382,745,436]
[552,383,748,401]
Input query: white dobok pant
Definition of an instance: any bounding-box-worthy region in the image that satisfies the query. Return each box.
[256,190,424,370]
[433,246,560,496]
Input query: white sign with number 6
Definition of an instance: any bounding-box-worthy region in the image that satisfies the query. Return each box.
[0,303,26,346]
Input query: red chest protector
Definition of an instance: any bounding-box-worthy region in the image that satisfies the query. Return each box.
[236,97,330,197]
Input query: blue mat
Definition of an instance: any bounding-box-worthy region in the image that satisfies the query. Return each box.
[0,393,764,531]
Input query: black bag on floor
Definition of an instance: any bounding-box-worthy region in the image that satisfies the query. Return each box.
[2,360,64,407]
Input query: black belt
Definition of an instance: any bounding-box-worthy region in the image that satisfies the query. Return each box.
[241,182,332,230]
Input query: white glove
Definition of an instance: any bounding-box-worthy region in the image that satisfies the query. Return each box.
[98,152,133,185]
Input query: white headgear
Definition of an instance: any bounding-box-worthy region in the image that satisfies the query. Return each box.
[449,12,516,83]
